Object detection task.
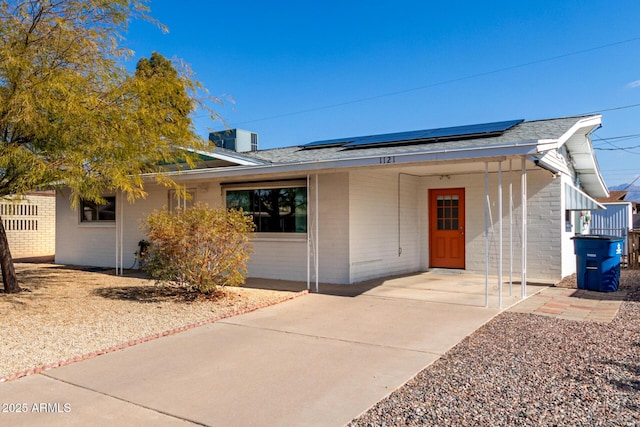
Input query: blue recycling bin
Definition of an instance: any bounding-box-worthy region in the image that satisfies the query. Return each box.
[571,235,624,292]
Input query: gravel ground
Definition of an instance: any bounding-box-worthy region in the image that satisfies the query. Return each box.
[0,263,302,381]
[350,269,640,427]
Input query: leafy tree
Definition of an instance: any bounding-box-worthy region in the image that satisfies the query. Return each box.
[0,0,215,292]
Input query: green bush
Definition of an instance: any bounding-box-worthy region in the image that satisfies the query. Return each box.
[142,203,254,293]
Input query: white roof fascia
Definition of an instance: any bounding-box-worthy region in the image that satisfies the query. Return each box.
[193,148,264,166]
[174,146,265,166]
[142,141,541,182]
[208,152,263,166]
[532,115,608,199]
[557,115,602,147]
[536,139,560,152]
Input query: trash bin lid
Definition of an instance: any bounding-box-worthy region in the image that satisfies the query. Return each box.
[571,234,624,241]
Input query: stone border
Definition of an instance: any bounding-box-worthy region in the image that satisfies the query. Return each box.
[0,289,308,383]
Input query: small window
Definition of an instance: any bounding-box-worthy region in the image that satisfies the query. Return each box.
[436,195,459,230]
[81,197,116,222]
[226,186,306,233]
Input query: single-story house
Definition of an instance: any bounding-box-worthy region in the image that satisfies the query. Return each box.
[55,114,608,287]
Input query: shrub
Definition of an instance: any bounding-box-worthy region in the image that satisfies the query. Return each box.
[142,203,254,293]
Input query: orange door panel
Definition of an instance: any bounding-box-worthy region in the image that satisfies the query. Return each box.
[429,188,465,269]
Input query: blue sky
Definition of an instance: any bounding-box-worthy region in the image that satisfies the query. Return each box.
[125,0,640,187]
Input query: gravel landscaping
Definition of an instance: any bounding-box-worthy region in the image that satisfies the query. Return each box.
[0,263,303,382]
[350,269,640,426]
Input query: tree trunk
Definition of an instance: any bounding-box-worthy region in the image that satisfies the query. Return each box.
[0,215,20,293]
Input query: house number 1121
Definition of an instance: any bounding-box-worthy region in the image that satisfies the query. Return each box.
[379,156,396,164]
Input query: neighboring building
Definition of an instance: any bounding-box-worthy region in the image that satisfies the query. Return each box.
[590,201,633,257]
[56,115,607,284]
[3,191,56,261]
[598,190,627,203]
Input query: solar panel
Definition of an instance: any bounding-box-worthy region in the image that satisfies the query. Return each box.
[342,119,523,148]
[299,119,523,150]
[300,137,355,149]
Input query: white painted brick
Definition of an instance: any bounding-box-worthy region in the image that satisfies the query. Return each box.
[2,195,55,258]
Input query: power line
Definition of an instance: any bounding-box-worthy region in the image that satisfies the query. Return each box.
[225,36,640,126]
[592,133,640,154]
[582,102,640,115]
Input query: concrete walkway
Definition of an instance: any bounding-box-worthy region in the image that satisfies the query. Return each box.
[0,272,546,426]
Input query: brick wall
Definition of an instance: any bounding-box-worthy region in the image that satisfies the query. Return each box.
[2,194,55,259]
[349,169,421,283]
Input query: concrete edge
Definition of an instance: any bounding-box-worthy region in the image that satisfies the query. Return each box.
[348,301,520,424]
[0,289,309,384]
[348,286,555,424]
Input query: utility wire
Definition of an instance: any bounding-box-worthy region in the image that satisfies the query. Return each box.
[225,36,640,126]
[592,133,640,154]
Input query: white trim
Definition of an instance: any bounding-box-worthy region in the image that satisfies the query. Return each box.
[484,162,489,308]
[315,174,319,293]
[221,180,307,190]
[141,142,541,182]
[521,157,527,297]
[307,174,310,291]
[498,161,503,309]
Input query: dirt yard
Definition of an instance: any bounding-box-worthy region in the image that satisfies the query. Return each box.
[0,263,304,381]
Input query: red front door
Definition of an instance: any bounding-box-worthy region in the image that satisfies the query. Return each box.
[429,188,465,269]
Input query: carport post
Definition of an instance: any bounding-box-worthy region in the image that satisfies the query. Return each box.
[120,194,124,275]
[115,191,124,276]
[315,173,319,293]
[498,161,503,309]
[484,162,489,308]
[509,159,513,297]
[307,174,310,291]
[521,157,527,297]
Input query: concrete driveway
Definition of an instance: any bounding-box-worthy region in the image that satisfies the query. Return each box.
[0,271,545,426]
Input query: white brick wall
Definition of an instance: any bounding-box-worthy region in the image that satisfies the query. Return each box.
[245,173,350,283]
[56,182,224,268]
[55,165,569,284]
[3,194,55,259]
[349,170,421,283]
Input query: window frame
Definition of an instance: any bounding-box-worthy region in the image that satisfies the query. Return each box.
[224,181,307,234]
[80,196,116,223]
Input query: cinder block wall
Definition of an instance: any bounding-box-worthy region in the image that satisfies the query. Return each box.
[2,194,56,259]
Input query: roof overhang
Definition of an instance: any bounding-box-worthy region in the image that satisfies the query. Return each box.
[190,148,266,166]
[557,115,608,198]
[142,140,541,182]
